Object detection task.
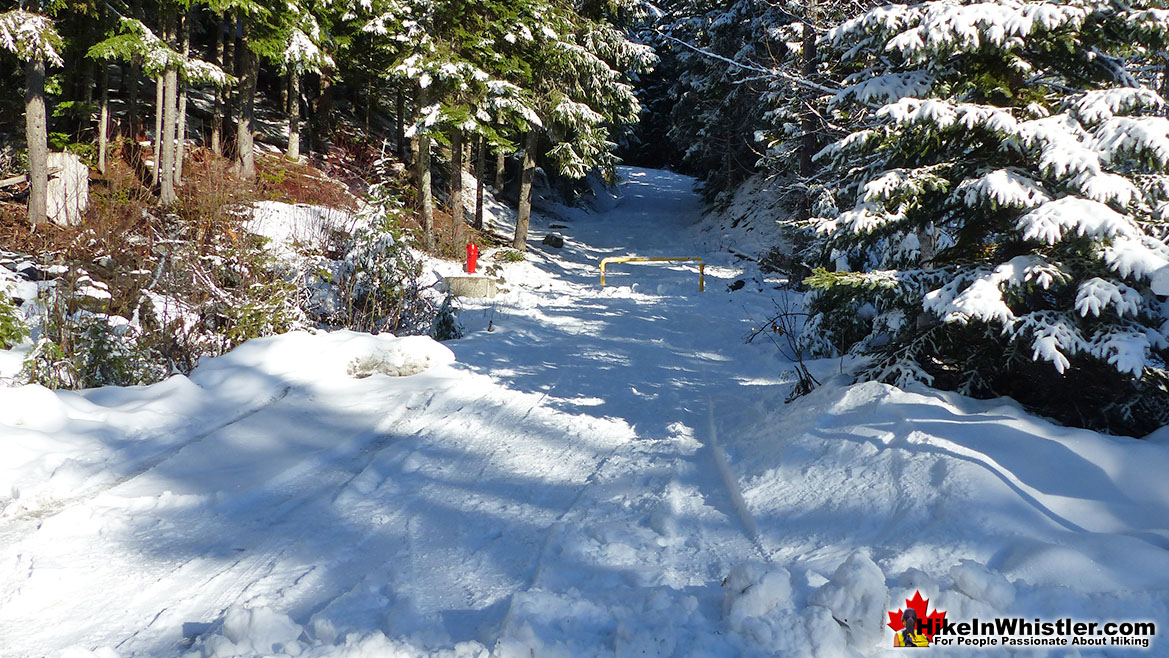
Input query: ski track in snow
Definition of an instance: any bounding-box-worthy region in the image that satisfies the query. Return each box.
[2,167,1169,657]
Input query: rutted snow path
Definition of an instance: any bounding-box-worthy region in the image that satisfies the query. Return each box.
[0,169,791,657]
[6,168,1169,657]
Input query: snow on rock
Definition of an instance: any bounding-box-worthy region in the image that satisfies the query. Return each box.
[190,330,453,394]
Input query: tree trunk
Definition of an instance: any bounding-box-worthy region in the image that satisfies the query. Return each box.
[234,22,258,180]
[450,128,464,245]
[287,70,300,159]
[98,63,109,175]
[278,71,287,114]
[364,79,372,135]
[210,15,224,155]
[128,60,140,139]
[512,130,537,251]
[80,59,94,105]
[160,67,179,204]
[415,88,434,251]
[495,150,505,190]
[25,57,48,226]
[153,74,164,185]
[474,135,486,230]
[223,15,237,157]
[314,73,333,151]
[395,88,406,160]
[175,10,189,185]
[798,3,818,220]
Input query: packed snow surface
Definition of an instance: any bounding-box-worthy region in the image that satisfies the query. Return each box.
[2,168,1168,657]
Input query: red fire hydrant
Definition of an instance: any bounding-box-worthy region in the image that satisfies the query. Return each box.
[466,243,479,274]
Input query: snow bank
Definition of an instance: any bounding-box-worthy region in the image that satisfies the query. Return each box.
[0,331,454,520]
[724,375,1169,654]
[690,173,793,262]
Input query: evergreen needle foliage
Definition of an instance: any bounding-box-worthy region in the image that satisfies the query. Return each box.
[803,0,1169,435]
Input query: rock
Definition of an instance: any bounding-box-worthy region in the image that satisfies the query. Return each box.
[728,279,746,291]
[46,152,89,227]
[542,234,564,249]
[15,261,49,281]
[443,275,499,298]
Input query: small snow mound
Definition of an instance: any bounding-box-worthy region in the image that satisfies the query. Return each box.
[949,560,1015,610]
[186,605,303,658]
[0,384,70,432]
[190,331,454,394]
[808,552,888,648]
[723,561,792,623]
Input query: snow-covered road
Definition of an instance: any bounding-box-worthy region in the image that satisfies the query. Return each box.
[3,168,1169,657]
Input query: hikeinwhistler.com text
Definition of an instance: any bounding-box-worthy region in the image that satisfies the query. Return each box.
[922,618,1155,649]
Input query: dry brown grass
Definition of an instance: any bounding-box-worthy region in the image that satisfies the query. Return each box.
[255,156,359,211]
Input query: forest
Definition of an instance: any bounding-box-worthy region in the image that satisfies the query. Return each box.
[3,0,1169,437]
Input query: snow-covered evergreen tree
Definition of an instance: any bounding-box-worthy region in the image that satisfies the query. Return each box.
[654,0,793,201]
[252,2,333,160]
[805,0,1169,434]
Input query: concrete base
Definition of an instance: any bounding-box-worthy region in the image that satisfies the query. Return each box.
[443,275,499,298]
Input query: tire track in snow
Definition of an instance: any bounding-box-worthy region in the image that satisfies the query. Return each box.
[0,386,294,613]
[0,385,292,530]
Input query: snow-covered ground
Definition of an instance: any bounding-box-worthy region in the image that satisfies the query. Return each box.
[2,168,1167,657]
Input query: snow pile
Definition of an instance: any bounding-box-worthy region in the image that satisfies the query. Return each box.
[722,562,793,639]
[198,606,305,657]
[183,604,489,658]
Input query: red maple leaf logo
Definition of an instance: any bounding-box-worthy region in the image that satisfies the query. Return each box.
[888,590,947,641]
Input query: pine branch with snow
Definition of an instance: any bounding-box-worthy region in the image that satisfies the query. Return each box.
[0,10,63,65]
[804,0,1169,433]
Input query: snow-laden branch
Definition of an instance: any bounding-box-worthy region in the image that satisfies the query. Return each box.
[652,29,842,98]
[0,10,63,66]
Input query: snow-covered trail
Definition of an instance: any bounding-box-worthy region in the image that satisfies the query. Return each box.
[5,167,1169,658]
[0,168,793,657]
